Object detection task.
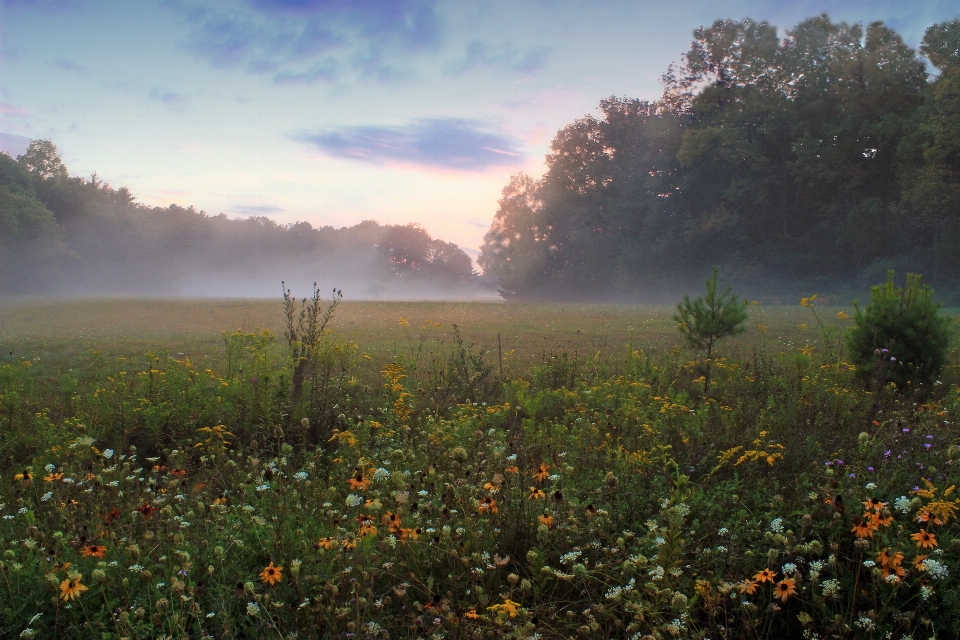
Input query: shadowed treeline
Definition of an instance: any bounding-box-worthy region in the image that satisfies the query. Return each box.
[479,16,960,302]
[0,148,487,299]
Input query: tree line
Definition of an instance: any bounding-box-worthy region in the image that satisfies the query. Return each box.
[0,142,478,297]
[479,16,960,302]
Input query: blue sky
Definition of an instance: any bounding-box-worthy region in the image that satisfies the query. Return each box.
[2,0,959,263]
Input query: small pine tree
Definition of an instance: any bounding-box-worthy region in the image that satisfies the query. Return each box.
[674,267,749,390]
[847,272,953,390]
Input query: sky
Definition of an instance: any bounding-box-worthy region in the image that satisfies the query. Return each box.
[2,0,959,266]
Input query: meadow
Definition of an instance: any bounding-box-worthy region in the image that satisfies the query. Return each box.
[0,296,959,639]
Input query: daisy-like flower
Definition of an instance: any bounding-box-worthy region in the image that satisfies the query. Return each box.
[877,550,904,568]
[851,518,876,539]
[13,471,32,483]
[862,497,887,512]
[260,562,283,585]
[316,537,338,550]
[347,471,371,491]
[478,498,498,514]
[81,545,107,559]
[911,530,938,549]
[738,579,758,595]
[44,472,64,482]
[528,487,546,501]
[774,578,797,602]
[754,568,777,584]
[60,574,88,601]
[538,514,554,528]
[533,464,550,483]
[505,466,519,474]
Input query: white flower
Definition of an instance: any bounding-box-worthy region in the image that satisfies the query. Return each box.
[506,454,517,462]
[373,468,390,481]
[864,482,877,490]
[648,565,665,580]
[346,494,363,507]
[855,617,875,631]
[821,578,840,598]
[294,471,308,481]
[548,474,560,482]
[560,551,582,565]
[654,537,666,547]
[920,585,934,601]
[862,560,876,568]
[103,449,114,459]
[715,545,728,553]
[206,612,216,618]
[894,496,911,513]
[44,464,56,473]
[717,527,729,536]
[246,602,260,616]
[769,518,784,533]
[255,483,270,492]
[920,558,949,580]
[18,507,28,515]
[782,563,797,574]
[40,492,53,502]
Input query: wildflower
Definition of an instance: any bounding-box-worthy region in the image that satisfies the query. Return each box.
[260,562,283,585]
[538,514,554,528]
[43,472,63,482]
[81,545,107,559]
[911,530,938,549]
[894,496,911,513]
[316,537,338,550]
[877,549,904,568]
[59,574,88,601]
[754,568,777,584]
[347,470,371,491]
[464,609,479,619]
[13,471,32,483]
[135,502,158,519]
[774,578,796,602]
[246,602,260,616]
[738,580,758,595]
[769,518,784,533]
[505,466,519,474]
[345,494,364,507]
[103,449,114,459]
[527,487,545,500]
[41,492,53,502]
[851,518,876,538]
[478,498,498,514]
[836,311,849,320]
[862,497,886,512]
[533,464,550,482]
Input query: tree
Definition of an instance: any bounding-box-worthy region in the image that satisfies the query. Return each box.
[17,139,68,180]
[673,267,749,390]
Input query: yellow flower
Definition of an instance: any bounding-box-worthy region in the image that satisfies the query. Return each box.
[836,311,849,320]
[260,562,283,585]
[60,573,88,601]
[800,295,817,307]
[754,568,776,584]
[911,530,938,549]
[774,577,797,602]
[398,317,409,327]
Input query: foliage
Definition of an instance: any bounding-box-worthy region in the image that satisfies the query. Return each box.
[479,15,960,301]
[847,272,954,390]
[674,267,749,389]
[0,151,477,296]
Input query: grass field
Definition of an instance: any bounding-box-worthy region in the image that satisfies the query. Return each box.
[1,297,959,639]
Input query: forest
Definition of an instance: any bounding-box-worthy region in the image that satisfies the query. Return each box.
[0,145,478,298]
[479,16,960,302]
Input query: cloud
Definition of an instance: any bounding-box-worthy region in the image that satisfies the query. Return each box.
[449,40,549,77]
[174,0,441,84]
[230,204,286,215]
[48,58,89,74]
[297,118,525,171]
[0,102,29,115]
[0,131,30,157]
[149,88,189,111]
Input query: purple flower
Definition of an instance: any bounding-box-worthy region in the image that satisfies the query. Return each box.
[837,460,845,466]
[926,435,933,440]
[890,357,897,362]
[925,443,932,449]
[881,348,889,353]
[902,428,910,433]
[868,467,875,472]
[884,450,891,458]
[849,473,856,479]
[825,461,833,467]
[251,377,259,384]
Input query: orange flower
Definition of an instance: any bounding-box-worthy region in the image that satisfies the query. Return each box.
[478,497,498,514]
[916,508,944,526]
[483,482,500,493]
[584,504,598,517]
[538,514,554,528]
[877,550,904,568]
[316,537,337,550]
[136,501,158,519]
[738,580,758,595]
[505,466,519,474]
[464,609,479,619]
[260,562,283,585]
[911,530,938,549]
[851,518,877,538]
[81,545,107,559]
[913,554,928,570]
[533,464,550,482]
[59,574,88,601]
[347,471,371,491]
[13,471,32,483]
[341,538,358,550]
[528,487,545,501]
[882,565,905,580]
[774,578,797,602]
[44,472,63,482]
[170,468,186,477]
[862,497,886,512]
[754,568,777,584]
[399,527,420,542]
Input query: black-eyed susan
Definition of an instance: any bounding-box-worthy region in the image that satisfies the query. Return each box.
[44,472,63,482]
[754,568,777,584]
[81,544,107,559]
[13,470,32,483]
[911,529,938,549]
[738,579,758,595]
[774,577,797,602]
[862,497,886,512]
[533,464,550,483]
[260,562,283,585]
[347,470,371,491]
[528,487,545,501]
[851,518,876,538]
[316,537,337,550]
[59,573,88,601]
[538,514,554,528]
[505,466,519,474]
[478,497,498,514]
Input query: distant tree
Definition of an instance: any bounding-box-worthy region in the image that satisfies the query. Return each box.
[17,139,68,180]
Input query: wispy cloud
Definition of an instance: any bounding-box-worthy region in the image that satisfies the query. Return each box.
[449,40,549,77]
[174,0,441,84]
[48,58,89,74]
[0,131,30,157]
[297,118,525,171]
[0,102,29,115]
[148,88,189,111]
[230,203,286,215]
